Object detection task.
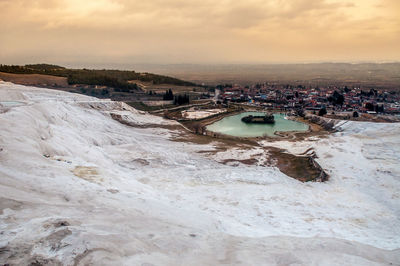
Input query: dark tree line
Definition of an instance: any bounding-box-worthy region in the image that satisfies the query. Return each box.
[365,102,384,113]
[174,94,190,105]
[25,64,65,71]
[163,89,174,100]
[67,73,138,91]
[216,84,233,89]
[360,89,378,97]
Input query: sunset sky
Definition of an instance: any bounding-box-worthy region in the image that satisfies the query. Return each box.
[1,0,399,65]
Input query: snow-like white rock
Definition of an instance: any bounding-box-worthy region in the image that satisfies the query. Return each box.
[0,82,399,265]
[182,109,226,120]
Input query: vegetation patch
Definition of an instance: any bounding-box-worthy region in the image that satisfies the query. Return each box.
[0,64,196,92]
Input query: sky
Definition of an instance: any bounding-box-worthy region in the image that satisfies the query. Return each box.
[0,0,399,65]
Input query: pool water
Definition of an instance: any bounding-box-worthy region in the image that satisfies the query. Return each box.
[206,112,309,137]
[0,101,25,107]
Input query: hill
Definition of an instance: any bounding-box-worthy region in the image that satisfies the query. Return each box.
[0,64,207,106]
[0,64,196,91]
[0,72,69,87]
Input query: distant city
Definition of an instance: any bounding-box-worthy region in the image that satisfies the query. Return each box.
[216,83,400,114]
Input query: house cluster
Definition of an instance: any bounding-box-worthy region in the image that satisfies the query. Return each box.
[217,83,400,114]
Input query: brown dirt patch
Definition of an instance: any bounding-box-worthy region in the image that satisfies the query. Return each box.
[0,72,68,87]
[222,158,259,166]
[267,147,324,182]
[72,166,103,184]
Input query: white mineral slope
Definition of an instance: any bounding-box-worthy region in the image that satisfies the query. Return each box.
[0,81,399,265]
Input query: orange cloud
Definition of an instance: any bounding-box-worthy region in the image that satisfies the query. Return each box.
[0,0,399,64]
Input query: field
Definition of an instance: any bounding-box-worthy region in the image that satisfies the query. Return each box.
[0,72,68,87]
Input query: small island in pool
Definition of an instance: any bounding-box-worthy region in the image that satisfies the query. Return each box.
[241,113,275,124]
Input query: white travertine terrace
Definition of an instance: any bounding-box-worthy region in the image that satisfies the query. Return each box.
[0,82,399,265]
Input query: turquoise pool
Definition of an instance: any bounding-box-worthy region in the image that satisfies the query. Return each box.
[206,112,309,137]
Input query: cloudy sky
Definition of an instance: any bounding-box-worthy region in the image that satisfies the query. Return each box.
[0,0,399,65]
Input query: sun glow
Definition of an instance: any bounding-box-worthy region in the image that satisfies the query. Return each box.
[1,0,399,64]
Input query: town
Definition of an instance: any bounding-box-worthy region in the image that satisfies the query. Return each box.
[216,83,400,115]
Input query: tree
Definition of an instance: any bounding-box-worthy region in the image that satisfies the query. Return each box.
[318,107,327,116]
[101,88,109,95]
[336,94,344,105]
[174,94,190,105]
[163,89,174,100]
[376,104,384,113]
[365,102,374,111]
[331,91,344,106]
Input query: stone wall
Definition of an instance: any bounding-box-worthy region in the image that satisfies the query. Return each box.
[304,113,339,131]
